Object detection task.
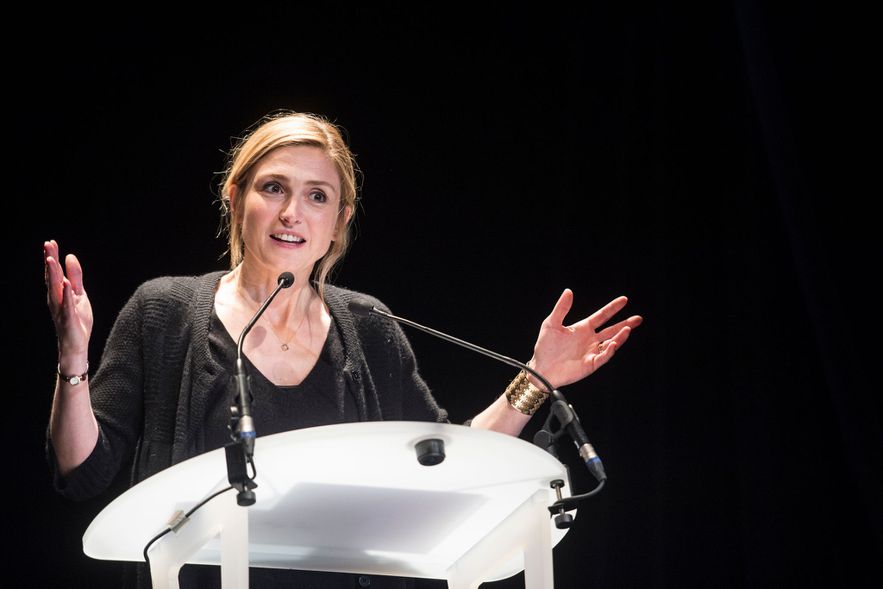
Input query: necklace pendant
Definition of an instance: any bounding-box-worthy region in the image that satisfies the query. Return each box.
[281,343,289,351]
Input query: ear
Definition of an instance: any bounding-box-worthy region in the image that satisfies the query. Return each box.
[334,205,353,240]
[227,184,239,213]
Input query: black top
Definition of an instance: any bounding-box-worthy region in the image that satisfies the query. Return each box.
[51,273,447,503]
[182,309,404,589]
[48,273,445,589]
[203,308,358,452]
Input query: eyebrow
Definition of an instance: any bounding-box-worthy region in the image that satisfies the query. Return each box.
[257,173,339,194]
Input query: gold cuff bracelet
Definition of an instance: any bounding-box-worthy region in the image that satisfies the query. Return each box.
[504,370,549,415]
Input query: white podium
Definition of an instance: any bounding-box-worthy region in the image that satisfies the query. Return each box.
[83,422,575,588]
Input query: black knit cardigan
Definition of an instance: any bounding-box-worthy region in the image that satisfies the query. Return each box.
[52,271,448,500]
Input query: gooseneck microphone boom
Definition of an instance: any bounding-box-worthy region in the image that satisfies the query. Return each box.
[234,271,295,457]
[227,271,294,506]
[347,298,607,484]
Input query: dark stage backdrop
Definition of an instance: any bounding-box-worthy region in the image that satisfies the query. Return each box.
[8,3,878,587]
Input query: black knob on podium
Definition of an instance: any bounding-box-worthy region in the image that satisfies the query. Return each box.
[415,438,445,466]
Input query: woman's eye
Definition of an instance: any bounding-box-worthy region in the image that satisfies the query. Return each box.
[309,190,327,203]
[262,181,284,195]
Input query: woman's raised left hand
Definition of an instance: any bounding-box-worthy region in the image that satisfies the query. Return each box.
[528,290,642,389]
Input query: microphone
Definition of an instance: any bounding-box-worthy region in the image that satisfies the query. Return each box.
[347,298,607,483]
[227,272,295,506]
[233,272,295,457]
[278,271,295,288]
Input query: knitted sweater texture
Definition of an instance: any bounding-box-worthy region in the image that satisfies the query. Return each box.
[52,271,448,500]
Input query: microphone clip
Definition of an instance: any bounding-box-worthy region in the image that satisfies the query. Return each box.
[225,442,257,506]
[226,374,258,506]
[532,397,577,459]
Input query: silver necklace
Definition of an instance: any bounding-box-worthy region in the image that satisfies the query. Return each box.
[264,309,310,351]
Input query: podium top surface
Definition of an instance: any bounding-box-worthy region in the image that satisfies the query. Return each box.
[84,421,573,580]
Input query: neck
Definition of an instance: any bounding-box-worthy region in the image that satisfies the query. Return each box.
[232,262,314,325]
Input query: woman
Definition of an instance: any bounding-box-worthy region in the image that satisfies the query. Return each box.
[45,112,642,587]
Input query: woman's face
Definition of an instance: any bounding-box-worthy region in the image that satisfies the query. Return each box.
[234,145,348,277]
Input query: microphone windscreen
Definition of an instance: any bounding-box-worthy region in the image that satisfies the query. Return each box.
[277,272,295,288]
[348,298,376,317]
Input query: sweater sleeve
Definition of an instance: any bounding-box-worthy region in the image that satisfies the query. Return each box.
[396,328,448,423]
[48,284,147,500]
[374,301,449,424]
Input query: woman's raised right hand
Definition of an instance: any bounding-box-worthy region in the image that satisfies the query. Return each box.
[44,240,93,372]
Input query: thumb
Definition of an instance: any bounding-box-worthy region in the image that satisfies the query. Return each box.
[65,254,85,295]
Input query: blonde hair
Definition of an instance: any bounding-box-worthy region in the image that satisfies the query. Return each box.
[219,112,359,298]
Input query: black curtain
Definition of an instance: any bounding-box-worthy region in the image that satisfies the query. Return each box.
[10,3,878,587]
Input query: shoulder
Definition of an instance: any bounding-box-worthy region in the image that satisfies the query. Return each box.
[323,283,389,313]
[130,271,226,305]
[322,284,420,369]
[118,271,225,331]
[323,283,400,343]
[322,284,398,335]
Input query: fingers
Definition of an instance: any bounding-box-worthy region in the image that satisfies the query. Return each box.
[587,295,629,330]
[45,254,59,298]
[44,241,57,280]
[593,339,618,369]
[592,327,629,369]
[595,314,643,341]
[546,289,574,326]
[45,241,87,312]
[609,325,632,348]
[593,324,633,364]
[44,241,64,309]
[44,239,59,262]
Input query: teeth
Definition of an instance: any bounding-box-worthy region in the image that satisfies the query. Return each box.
[272,234,304,243]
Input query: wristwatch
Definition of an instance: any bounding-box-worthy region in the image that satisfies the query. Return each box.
[58,363,89,386]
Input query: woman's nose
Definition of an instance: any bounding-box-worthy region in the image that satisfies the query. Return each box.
[278,197,302,225]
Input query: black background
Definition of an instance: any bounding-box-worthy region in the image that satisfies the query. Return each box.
[8,3,879,587]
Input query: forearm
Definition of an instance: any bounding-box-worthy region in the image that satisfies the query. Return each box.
[470,393,532,437]
[49,357,99,477]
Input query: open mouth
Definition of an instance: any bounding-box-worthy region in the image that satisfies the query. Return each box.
[271,234,305,244]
